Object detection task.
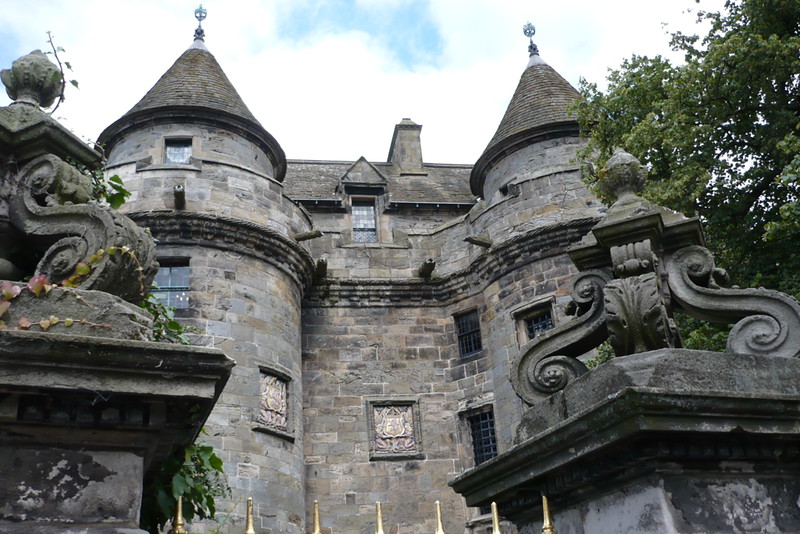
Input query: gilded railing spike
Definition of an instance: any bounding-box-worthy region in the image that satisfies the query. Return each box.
[168,495,189,534]
[375,501,385,534]
[312,499,322,534]
[541,495,556,534]
[244,497,257,534]
[491,502,502,534]
[434,500,445,534]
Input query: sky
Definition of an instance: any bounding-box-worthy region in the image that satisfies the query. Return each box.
[0,0,727,164]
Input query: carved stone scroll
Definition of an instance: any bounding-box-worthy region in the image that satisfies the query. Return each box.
[511,270,610,405]
[666,245,800,358]
[8,155,158,302]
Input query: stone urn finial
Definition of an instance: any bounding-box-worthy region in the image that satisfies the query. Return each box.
[1,50,63,108]
[595,149,646,203]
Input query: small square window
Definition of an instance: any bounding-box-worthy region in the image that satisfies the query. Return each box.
[526,310,554,339]
[455,310,482,357]
[515,300,556,345]
[165,139,192,165]
[352,200,377,242]
[152,262,190,309]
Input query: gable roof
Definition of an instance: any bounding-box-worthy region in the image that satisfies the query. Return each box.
[339,157,388,185]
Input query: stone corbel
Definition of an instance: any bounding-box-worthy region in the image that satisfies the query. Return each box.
[666,245,800,358]
[510,269,611,405]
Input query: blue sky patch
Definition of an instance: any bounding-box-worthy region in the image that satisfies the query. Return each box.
[276,0,443,69]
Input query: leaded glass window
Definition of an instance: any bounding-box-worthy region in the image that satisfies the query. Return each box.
[165,139,192,165]
[352,200,377,242]
[152,263,190,309]
[455,310,482,357]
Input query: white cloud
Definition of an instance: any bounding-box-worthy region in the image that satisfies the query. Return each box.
[0,0,728,164]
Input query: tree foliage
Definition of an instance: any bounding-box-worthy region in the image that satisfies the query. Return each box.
[572,0,800,349]
[140,438,230,534]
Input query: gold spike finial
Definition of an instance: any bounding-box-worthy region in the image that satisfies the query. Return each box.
[541,495,556,534]
[491,502,503,534]
[434,500,445,534]
[244,497,257,534]
[375,501,385,534]
[168,495,189,534]
[312,500,322,534]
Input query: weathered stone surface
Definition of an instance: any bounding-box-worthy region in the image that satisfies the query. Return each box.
[1,283,153,340]
[0,448,142,523]
[1,50,62,108]
[452,349,800,533]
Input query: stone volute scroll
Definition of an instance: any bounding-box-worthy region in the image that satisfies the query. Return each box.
[510,148,800,405]
[7,153,158,302]
[0,51,158,305]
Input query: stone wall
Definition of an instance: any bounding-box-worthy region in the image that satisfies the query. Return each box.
[147,241,310,533]
[302,301,478,533]
[109,126,311,237]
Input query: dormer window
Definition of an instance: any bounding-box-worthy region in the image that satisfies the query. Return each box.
[352,199,378,242]
[165,139,192,165]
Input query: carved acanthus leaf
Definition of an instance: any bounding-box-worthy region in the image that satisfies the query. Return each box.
[605,273,676,356]
[666,245,800,358]
[510,270,610,405]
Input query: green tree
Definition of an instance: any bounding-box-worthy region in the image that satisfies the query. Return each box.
[572,0,800,348]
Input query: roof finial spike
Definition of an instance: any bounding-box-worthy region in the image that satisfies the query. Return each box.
[523,22,539,56]
[194,4,207,41]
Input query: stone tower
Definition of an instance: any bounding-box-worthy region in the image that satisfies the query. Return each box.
[97,29,314,533]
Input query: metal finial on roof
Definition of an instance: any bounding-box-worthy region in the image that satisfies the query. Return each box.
[523,22,539,56]
[194,4,207,41]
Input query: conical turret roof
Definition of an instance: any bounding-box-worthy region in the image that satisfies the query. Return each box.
[125,42,259,123]
[98,40,286,181]
[470,54,580,197]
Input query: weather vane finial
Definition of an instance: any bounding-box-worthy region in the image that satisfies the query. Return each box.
[194,4,207,41]
[523,22,539,56]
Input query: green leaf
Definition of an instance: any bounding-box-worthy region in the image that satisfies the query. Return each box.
[74,262,91,276]
[171,473,189,498]
[69,79,79,89]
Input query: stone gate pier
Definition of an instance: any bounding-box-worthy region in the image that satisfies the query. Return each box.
[0,51,233,533]
[452,151,800,533]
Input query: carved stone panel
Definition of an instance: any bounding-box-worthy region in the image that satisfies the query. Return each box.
[367,400,423,460]
[257,371,288,433]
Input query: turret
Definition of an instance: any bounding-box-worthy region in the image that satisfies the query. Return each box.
[97,8,312,533]
[471,23,583,202]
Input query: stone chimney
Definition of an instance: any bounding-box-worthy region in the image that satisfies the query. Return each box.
[387,118,424,173]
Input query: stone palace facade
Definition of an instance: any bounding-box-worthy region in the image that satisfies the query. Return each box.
[95,24,603,534]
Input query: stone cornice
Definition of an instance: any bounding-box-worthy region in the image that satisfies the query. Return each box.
[128,210,315,291]
[306,217,599,307]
